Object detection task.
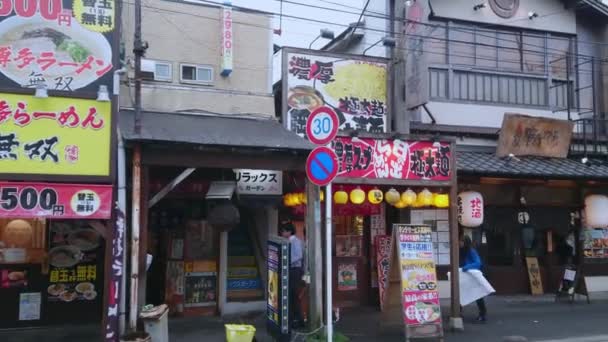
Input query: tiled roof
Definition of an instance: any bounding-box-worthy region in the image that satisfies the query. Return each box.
[457,151,608,180]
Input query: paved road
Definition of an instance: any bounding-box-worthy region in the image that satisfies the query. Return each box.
[1,296,607,342]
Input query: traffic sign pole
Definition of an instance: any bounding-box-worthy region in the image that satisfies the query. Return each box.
[325,182,333,342]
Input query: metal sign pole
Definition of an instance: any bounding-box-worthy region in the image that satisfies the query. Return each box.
[325,182,333,341]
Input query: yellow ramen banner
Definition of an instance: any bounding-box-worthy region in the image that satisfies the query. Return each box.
[0,94,111,176]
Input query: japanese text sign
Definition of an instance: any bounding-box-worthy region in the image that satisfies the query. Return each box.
[0,181,112,219]
[0,0,117,92]
[283,49,389,139]
[330,137,451,181]
[105,208,125,341]
[394,224,443,335]
[234,169,282,196]
[497,113,574,158]
[220,3,233,77]
[375,235,391,310]
[267,237,290,337]
[0,93,111,176]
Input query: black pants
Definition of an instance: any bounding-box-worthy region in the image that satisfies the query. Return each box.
[476,298,487,317]
[460,298,487,318]
[289,267,303,323]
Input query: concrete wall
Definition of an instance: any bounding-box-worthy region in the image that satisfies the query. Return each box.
[121,0,274,116]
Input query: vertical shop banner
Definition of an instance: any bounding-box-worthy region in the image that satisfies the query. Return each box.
[330,137,452,181]
[375,235,391,310]
[267,237,290,338]
[0,94,111,176]
[0,182,112,219]
[370,204,386,289]
[283,48,389,139]
[104,207,124,342]
[0,0,117,93]
[395,224,442,338]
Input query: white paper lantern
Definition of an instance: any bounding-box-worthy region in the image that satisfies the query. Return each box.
[585,195,608,228]
[457,191,484,227]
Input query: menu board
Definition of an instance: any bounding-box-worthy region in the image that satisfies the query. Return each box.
[583,228,608,260]
[267,237,290,338]
[45,220,104,323]
[395,224,443,339]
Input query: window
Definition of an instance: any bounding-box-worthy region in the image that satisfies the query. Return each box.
[180,64,213,84]
[427,20,577,109]
[141,59,172,82]
[154,62,172,81]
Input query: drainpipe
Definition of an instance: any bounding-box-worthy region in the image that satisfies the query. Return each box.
[113,67,128,335]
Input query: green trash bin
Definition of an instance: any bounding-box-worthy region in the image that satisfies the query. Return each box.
[225,324,256,342]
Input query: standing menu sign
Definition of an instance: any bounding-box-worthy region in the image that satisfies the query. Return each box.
[267,237,290,340]
[381,224,443,340]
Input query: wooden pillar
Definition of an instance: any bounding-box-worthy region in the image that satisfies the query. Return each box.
[448,142,463,331]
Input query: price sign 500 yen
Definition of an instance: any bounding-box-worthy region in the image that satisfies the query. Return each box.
[0,182,112,219]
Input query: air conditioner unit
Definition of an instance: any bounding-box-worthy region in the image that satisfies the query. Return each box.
[141,59,156,80]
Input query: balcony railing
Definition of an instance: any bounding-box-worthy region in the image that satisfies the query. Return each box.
[570,118,608,156]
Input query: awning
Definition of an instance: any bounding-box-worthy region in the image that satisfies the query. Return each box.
[580,0,608,17]
[120,110,314,152]
[457,151,608,180]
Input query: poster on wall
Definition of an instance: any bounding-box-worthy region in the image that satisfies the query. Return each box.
[0,182,112,219]
[0,95,112,177]
[583,228,608,260]
[0,0,118,93]
[337,263,357,291]
[267,237,290,338]
[282,48,389,139]
[330,137,451,181]
[19,292,41,321]
[46,220,103,304]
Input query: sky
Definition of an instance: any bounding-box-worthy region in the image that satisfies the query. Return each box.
[204,0,360,49]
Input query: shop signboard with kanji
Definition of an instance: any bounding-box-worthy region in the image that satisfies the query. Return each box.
[282,48,389,139]
[0,182,112,219]
[0,0,117,93]
[330,136,451,181]
[381,225,443,340]
[0,94,111,176]
[267,237,290,339]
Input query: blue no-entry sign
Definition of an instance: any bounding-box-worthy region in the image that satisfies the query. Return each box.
[306,146,338,186]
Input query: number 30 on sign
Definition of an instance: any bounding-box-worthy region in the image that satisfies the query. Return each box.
[306,106,339,145]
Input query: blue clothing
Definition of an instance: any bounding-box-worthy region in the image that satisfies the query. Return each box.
[460,248,482,272]
[289,235,303,268]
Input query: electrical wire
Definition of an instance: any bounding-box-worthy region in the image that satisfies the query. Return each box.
[187,0,606,65]
[120,0,603,76]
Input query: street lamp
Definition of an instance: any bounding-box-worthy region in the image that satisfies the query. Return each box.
[308,28,335,49]
[363,36,396,55]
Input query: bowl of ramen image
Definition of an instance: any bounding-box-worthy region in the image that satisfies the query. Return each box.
[48,245,83,268]
[0,13,111,90]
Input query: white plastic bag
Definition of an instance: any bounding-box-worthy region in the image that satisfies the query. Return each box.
[448,269,495,306]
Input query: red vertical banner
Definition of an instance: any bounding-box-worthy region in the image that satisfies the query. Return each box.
[375,235,391,310]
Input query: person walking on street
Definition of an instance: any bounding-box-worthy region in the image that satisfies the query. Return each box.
[460,234,487,323]
[280,221,304,328]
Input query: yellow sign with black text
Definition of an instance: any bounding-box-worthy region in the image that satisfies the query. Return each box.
[0,93,111,177]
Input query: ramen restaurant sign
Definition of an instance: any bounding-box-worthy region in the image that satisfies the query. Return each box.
[0,0,116,92]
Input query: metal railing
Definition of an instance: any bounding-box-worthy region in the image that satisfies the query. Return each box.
[570,117,608,156]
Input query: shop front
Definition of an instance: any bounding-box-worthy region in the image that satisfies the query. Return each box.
[120,110,312,318]
[457,150,608,295]
[282,134,459,309]
[0,95,116,330]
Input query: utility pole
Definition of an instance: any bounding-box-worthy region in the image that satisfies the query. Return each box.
[129,0,146,332]
[306,181,322,331]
